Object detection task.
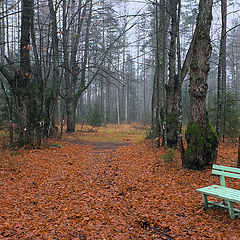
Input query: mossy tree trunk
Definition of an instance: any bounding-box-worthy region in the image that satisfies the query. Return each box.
[182,0,218,169]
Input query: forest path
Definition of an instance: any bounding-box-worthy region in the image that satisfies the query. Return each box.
[0,125,239,239]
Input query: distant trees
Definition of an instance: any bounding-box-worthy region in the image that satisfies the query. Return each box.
[0,0,153,147]
[62,0,93,132]
[0,0,240,157]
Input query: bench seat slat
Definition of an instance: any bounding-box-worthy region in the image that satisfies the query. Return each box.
[213,164,240,174]
[196,185,240,203]
[212,169,240,179]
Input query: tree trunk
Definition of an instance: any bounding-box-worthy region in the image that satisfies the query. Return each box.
[221,0,227,142]
[166,78,181,148]
[66,94,77,132]
[166,0,179,148]
[18,0,34,146]
[151,71,160,138]
[48,0,60,136]
[117,88,120,124]
[0,0,34,147]
[182,0,218,170]
[151,0,168,144]
[64,0,93,132]
[0,0,5,62]
[216,0,227,139]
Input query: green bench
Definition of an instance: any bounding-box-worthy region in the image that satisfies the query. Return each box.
[196,164,240,219]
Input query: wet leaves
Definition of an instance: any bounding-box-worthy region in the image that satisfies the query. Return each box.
[0,127,239,239]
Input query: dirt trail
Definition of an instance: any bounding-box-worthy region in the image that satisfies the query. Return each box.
[69,139,131,150]
[0,135,239,239]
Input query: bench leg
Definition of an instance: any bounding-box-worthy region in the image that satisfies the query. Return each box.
[227,201,235,219]
[202,194,208,210]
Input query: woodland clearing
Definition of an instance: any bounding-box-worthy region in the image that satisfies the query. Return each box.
[0,123,239,239]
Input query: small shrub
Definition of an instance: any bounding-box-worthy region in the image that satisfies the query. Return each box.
[87,101,103,127]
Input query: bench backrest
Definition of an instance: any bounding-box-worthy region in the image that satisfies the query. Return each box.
[212,164,240,187]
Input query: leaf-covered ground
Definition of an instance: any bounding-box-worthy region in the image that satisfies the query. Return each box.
[0,124,239,239]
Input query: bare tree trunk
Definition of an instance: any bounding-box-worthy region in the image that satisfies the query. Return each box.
[65,0,93,132]
[123,2,128,123]
[182,0,218,170]
[0,0,34,147]
[176,0,183,148]
[166,0,179,148]
[221,0,227,142]
[16,0,34,146]
[0,0,5,62]
[143,51,146,125]
[117,88,120,124]
[216,0,227,139]
[48,0,60,136]
[159,0,169,146]
[66,94,77,132]
[151,1,160,139]
[151,71,160,138]
[151,0,168,145]
[5,0,10,57]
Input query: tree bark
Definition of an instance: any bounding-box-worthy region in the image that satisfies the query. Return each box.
[66,94,77,132]
[151,71,160,138]
[0,0,34,147]
[216,0,227,139]
[151,0,169,145]
[182,0,218,170]
[48,0,60,136]
[166,0,179,148]
[221,0,227,142]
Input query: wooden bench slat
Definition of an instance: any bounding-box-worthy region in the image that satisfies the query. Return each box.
[213,164,240,174]
[212,169,240,179]
[196,165,240,219]
[196,185,240,203]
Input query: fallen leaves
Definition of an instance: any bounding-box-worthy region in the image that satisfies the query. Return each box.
[0,126,239,239]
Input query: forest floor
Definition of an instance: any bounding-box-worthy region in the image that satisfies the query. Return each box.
[0,123,239,239]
